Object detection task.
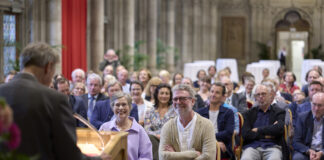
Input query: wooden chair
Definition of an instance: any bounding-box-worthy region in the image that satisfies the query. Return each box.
[216,141,221,160]
[233,112,244,160]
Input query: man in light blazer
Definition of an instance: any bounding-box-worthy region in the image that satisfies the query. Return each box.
[0,42,109,160]
[159,84,216,160]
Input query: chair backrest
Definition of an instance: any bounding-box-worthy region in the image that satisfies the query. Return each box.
[216,142,221,160]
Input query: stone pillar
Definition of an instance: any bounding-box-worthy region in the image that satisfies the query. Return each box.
[166,0,175,72]
[250,5,259,62]
[202,0,209,60]
[124,0,135,71]
[47,0,62,74]
[31,0,47,42]
[193,0,201,61]
[90,0,104,73]
[210,0,218,60]
[147,0,158,74]
[0,10,3,82]
[181,0,192,63]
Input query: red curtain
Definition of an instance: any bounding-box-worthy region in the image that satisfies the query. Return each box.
[62,0,87,80]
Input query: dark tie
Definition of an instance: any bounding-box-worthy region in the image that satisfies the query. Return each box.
[87,96,95,120]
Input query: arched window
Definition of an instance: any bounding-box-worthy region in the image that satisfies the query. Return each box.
[3,13,17,76]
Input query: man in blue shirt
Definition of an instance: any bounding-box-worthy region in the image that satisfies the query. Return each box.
[241,84,287,160]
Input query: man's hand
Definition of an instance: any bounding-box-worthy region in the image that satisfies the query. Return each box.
[309,149,316,159]
[164,144,175,152]
[311,151,323,160]
[252,128,258,132]
[218,142,227,152]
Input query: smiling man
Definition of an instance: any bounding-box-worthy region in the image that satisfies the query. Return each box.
[159,84,216,160]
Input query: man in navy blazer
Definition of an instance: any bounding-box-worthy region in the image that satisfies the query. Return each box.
[197,82,235,159]
[90,80,138,129]
[293,92,324,160]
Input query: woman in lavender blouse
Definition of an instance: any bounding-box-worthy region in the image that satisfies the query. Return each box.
[99,92,152,160]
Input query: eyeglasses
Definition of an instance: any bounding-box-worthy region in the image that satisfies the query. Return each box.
[172,97,192,102]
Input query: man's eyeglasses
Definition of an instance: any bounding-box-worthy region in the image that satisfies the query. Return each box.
[254,92,267,97]
[172,97,192,102]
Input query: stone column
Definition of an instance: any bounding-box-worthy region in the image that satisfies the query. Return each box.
[202,0,209,60]
[166,0,175,72]
[181,0,192,63]
[124,0,135,71]
[193,0,201,61]
[138,0,148,68]
[47,0,62,74]
[147,0,157,74]
[0,10,3,82]
[250,4,259,62]
[31,0,47,42]
[210,0,218,60]
[90,0,104,73]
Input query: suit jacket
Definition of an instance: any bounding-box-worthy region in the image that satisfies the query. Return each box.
[242,104,289,160]
[293,110,324,154]
[0,73,99,160]
[81,93,107,109]
[69,95,87,127]
[159,114,216,160]
[197,104,234,158]
[231,92,247,113]
[289,98,311,128]
[90,99,139,129]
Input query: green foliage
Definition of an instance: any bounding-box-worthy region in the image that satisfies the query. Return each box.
[304,44,324,59]
[256,42,271,60]
[156,39,179,69]
[117,41,148,70]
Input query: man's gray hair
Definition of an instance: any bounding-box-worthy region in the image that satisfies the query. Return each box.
[107,79,122,90]
[261,81,276,93]
[86,73,102,86]
[19,42,59,70]
[252,84,272,96]
[110,92,132,111]
[172,84,196,99]
[71,68,85,79]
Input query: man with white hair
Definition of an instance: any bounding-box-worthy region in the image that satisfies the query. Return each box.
[81,73,107,120]
[70,68,86,90]
[117,68,130,93]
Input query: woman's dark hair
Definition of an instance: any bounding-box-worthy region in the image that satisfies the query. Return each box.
[305,69,322,81]
[153,83,173,109]
[283,71,296,82]
[277,66,287,77]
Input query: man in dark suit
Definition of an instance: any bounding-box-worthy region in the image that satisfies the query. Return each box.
[221,76,247,113]
[293,92,324,160]
[197,82,235,159]
[81,73,107,120]
[54,77,87,127]
[241,84,288,160]
[0,42,108,159]
[90,80,138,129]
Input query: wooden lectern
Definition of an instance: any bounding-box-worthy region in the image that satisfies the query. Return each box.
[76,128,128,160]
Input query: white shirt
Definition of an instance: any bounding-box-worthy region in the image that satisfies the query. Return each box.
[177,113,197,151]
[122,83,130,94]
[137,99,153,122]
[209,110,219,134]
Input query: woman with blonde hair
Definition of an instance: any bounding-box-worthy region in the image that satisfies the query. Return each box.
[143,77,162,103]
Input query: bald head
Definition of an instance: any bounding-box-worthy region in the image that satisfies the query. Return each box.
[311,92,324,120]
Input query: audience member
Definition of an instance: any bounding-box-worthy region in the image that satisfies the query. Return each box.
[130,80,153,126]
[301,69,321,97]
[81,73,107,120]
[241,84,288,160]
[171,72,183,87]
[102,65,114,77]
[99,49,120,73]
[279,71,300,95]
[138,68,152,89]
[144,77,162,103]
[101,74,117,95]
[292,92,324,160]
[221,76,247,113]
[117,68,130,94]
[90,80,138,129]
[208,65,217,83]
[197,82,235,159]
[99,92,152,160]
[197,76,211,102]
[262,68,270,81]
[54,78,87,127]
[159,84,216,159]
[159,70,171,85]
[276,66,287,85]
[144,84,176,160]
[193,69,207,89]
[72,82,86,96]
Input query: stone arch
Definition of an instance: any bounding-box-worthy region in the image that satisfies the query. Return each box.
[271,8,313,34]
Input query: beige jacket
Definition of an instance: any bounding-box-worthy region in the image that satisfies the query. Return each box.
[159,113,217,160]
